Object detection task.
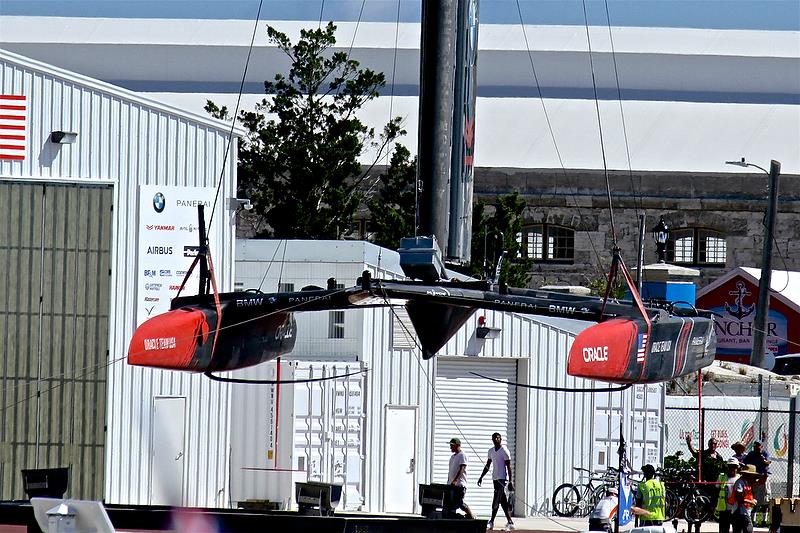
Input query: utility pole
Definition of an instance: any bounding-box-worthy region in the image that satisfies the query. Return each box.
[750,160,781,369]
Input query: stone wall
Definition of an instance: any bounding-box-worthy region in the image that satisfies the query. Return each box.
[474,167,800,290]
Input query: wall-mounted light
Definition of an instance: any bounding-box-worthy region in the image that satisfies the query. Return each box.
[228,198,253,211]
[50,131,78,144]
[476,315,501,339]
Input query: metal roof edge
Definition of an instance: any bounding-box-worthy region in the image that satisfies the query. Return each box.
[0,47,246,137]
[698,266,800,314]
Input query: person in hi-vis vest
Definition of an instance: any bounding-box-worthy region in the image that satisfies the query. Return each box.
[632,464,666,526]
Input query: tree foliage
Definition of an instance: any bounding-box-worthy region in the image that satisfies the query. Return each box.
[367,144,417,249]
[207,22,403,239]
[464,193,533,288]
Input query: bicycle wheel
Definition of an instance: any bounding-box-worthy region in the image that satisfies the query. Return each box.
[552,483,581,517]
[664,489,679,521]
[684,494,712,523]
[573,484,596,517]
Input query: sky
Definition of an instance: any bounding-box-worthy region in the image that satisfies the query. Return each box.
[0,0,798,31]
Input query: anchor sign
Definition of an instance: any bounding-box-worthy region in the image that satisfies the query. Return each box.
[725,281,756,320]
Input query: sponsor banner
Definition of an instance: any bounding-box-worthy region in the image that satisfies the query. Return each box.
[137,185,218,325]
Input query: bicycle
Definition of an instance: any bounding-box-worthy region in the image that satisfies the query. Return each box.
[659,467,713,523]
[552,467,619,517]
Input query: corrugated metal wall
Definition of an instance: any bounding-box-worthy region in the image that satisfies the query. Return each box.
[433,358,518,516]
[361,303,436,513]
[234,241,436,513]
[1,50,238,507]
[0,182,112,500]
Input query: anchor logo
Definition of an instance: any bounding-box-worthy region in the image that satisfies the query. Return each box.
[725,281,756,319]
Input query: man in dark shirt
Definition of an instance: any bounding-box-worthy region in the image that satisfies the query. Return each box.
[743,440,771,525]
[686,435,721,461]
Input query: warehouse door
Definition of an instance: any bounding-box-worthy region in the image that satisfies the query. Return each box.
[0,182,113,500]
[151,397,186,505]
[433,358,518,517]
[383,406,418,513]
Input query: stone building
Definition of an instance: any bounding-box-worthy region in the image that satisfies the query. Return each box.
[475,167,800,289]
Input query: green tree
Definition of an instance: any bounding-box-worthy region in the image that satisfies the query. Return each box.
[207,22,403,239]
[366,144,417,249]
[465,193,533,287]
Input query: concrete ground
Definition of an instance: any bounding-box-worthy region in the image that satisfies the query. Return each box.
[494,516,771,533]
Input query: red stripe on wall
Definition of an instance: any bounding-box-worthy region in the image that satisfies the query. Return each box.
[0,105,26,111]
[0,134,25,140]
[0,124,25,130]
[0,154,25,160]
[0,95,27,100]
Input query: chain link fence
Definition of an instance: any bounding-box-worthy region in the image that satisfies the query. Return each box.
[664,398,799,497]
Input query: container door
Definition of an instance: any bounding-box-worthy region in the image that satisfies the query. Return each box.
[150,396,186,505]
[433,357,518,516]
[383,405,418,513]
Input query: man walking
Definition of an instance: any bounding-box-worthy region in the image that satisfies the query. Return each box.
[448,438,475,519]
[478,432,514,530]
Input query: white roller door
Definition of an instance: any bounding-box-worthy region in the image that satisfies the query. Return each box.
[433,358,518,517]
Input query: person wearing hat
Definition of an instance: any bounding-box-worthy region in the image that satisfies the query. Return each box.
[731,442,746,464]
[716,458,741,533]
[731,464,762,533]
[448,438,475,519]
[742,440,771,526]
[633,464,666,527]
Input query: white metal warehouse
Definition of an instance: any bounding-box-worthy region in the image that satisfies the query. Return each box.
[0,48,239,506]
[233,239,664,516]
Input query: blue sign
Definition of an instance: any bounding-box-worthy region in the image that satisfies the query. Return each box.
[618,470,634,526]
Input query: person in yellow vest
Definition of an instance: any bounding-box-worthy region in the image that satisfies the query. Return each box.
[633,464,666,527]
[717,458,741,533]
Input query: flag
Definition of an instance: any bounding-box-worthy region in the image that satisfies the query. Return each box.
[619,469,634,526]
[0,95,27,160]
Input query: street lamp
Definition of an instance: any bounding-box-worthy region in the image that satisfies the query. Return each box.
[651,216,669,263]
[724,157,781,369]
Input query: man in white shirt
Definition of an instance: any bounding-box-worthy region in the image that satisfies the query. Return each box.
[478,432,515,530]
[448,438,475,519]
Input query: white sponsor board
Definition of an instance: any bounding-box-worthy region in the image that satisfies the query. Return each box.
[137,185,218,326]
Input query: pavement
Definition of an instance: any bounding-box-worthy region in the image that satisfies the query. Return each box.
[482,515,771,533]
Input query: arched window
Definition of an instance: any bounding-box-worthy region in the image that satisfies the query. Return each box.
[516,224,575,263]
[666,228,726,266]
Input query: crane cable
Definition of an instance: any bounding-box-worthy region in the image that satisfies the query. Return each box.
[581,0,618,249]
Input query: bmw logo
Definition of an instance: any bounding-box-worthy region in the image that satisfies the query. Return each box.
[153,192,166,213]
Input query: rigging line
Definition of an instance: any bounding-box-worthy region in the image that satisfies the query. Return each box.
[373,286,484,466]
[514,0,606,281]
[204,368,368,385]
[470,372,633,393]
[375,286,584,524]
[318,0,326,29]
[1,355,128,414]
[387,0,401,142]
[603,0,642,216]
[208,0,265,231]
[347,0,368,57]
[256,238,284,292]
[277,238,288,287]
[581,0,617,248]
